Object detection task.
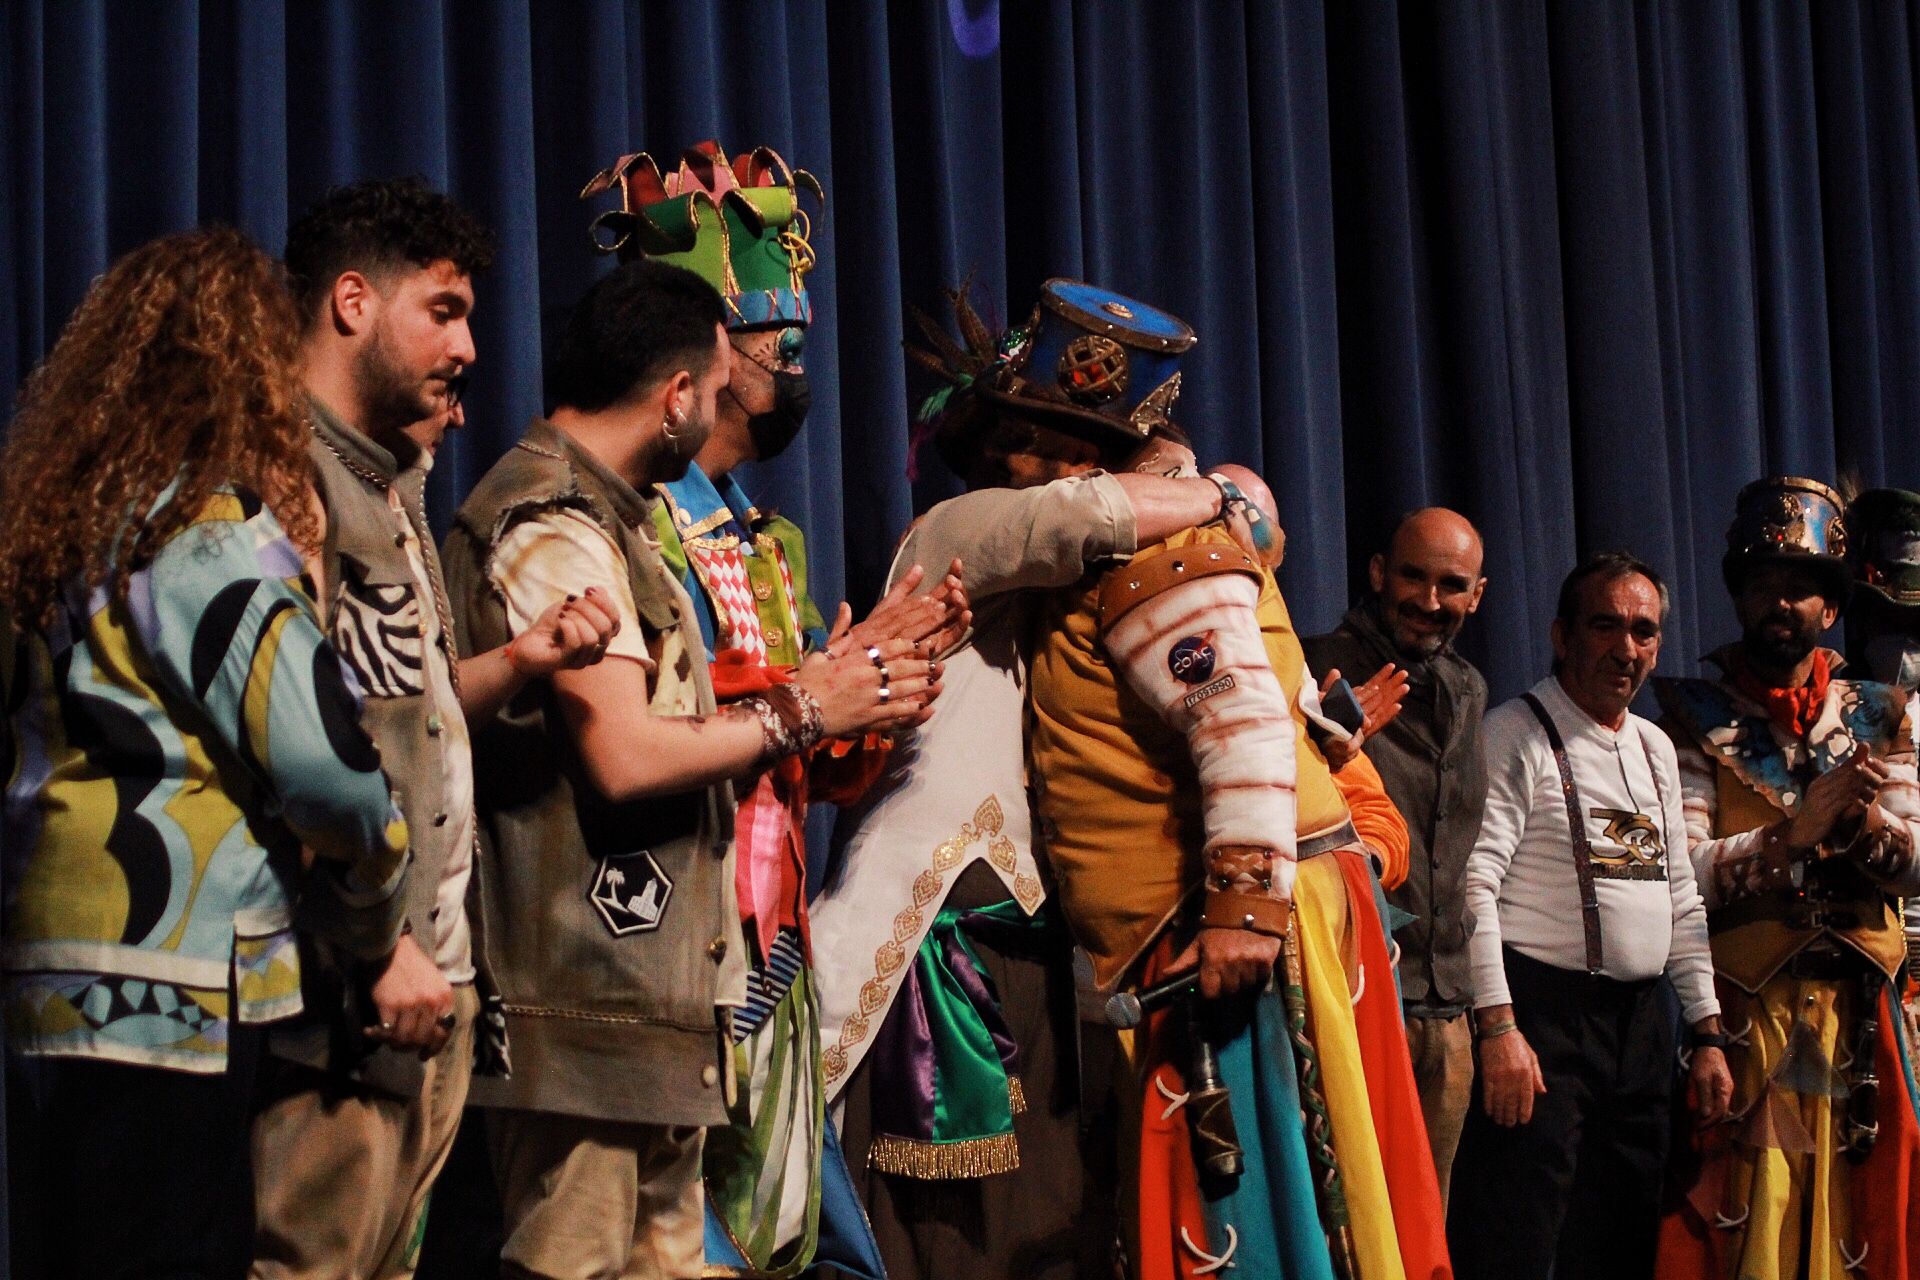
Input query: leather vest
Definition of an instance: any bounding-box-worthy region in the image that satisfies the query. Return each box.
[305,404,460,949]
[441,419,745,1126]
[1701,756,1904,991]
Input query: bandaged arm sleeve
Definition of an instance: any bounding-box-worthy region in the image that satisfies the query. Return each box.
[1100,545,1299,932]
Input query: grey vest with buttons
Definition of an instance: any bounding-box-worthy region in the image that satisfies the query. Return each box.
[275,402,476,1096]
[307,402,463,950]
[1303,602,1489,1010]
[440,418,743,1127]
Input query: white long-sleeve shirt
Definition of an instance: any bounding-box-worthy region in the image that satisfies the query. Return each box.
[1463,676,1720,1023]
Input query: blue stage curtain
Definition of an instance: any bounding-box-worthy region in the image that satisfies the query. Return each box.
[9,0,1920,692]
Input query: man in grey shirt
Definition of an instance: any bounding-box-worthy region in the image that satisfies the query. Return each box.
[1302,508,1488,1203]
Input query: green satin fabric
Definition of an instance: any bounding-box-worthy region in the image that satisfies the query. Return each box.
[922,899,1043,1144]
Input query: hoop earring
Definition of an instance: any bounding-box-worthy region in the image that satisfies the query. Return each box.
[662,407,686,441]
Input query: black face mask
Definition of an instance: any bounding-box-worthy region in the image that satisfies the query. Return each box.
[746,369,812,460]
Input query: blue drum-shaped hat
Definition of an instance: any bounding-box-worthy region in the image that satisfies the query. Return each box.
[979,278,1196,454]
[1722,475,1852,600]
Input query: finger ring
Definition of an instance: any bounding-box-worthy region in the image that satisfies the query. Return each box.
[865,644,885,669]
[437,1012,457,1030]
[878,686,892,704]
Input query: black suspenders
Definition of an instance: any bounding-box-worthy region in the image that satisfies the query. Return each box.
[1522,693,1605,974]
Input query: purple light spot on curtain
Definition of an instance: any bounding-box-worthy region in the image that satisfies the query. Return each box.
[947,0,999,57]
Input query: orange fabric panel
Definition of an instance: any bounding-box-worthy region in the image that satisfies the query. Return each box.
[1854,999,1920,1280]
[1332,751,1411,890]
[1130,937,1214,1280]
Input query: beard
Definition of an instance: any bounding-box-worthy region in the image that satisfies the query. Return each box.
[354,320,446,438]
[1742,608,1822,669]
[1388,601,1455,660]
[653,403,714,483]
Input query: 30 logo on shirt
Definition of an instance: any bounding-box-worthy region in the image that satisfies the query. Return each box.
[1587,807,1668,881]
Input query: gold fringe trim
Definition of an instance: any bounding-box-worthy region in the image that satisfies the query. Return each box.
[1007,1073,1028,1115]
[869,1130,1021,1180]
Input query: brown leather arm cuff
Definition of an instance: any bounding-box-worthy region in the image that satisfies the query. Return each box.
[1819,801,1915,885]
[1206,845,1277,893]
[1096,541,1260,633]
[1200,890,1291,938]
[1713,820,1803,903]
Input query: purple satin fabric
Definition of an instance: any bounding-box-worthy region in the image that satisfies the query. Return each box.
[868,908,1025,1144]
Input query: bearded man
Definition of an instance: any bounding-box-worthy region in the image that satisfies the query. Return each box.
[257,180,619,1280]
[578,139,966,1279]
[1655,477,1920,1280]
[1303,510,1489,1204]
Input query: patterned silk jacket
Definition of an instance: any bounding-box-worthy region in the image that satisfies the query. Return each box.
[2,489,409,1074]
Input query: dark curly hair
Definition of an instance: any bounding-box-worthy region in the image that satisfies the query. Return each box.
[0,226,320,629]
[284,177,496,324]
[546,260,726,413]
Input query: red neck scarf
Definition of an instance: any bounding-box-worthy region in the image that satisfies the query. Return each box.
[1731,648,1832,738]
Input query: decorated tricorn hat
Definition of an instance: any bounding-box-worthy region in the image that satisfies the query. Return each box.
[1722,476,1852,599]
[979,279,1196,454]
[581,140,822,331]
[1846,487,1920,608]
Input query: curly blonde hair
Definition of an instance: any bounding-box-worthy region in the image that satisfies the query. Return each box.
[0,225,320,629]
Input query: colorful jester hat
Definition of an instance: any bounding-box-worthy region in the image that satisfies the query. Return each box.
[581,139,823,333]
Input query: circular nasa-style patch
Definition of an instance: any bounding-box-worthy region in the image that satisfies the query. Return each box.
[1168,633,1217,685]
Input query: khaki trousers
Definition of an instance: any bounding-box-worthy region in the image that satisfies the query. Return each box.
[1402,1010,1473,1209]
[251,984,480,1280]
[486,1109,704,1280]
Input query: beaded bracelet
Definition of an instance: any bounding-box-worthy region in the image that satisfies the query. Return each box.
[1204,473,1250,525]
[764,683,826,754]
[742,686,828,765]
[741,696,796,764]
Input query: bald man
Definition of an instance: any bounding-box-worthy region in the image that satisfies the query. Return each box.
[1303,508,1489,1205]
